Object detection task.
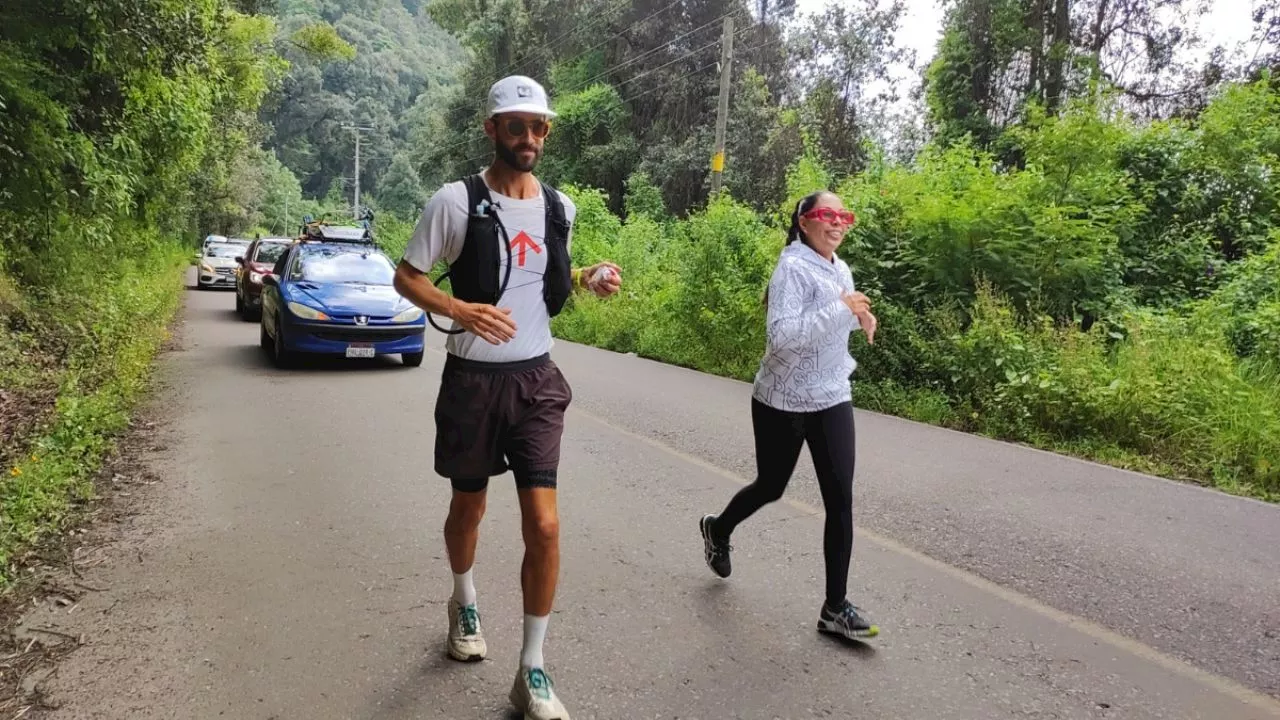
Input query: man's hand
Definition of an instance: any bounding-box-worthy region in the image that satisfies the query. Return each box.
[393,261,517,345]
[452,299,517,345]
[579,261,622,298]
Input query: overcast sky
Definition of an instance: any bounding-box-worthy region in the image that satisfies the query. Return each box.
[791,0,1264,108]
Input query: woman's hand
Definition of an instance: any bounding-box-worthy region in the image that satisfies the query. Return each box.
[841,291,871,316]
[841,292,876,345]
[859,310,877,345]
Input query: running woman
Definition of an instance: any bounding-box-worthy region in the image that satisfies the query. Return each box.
[698,190,880,640]
[393,75,621,720]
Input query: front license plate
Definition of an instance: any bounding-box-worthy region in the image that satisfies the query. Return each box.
[346,344,375,359]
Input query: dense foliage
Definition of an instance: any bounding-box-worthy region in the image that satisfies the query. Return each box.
[5,0,1280,585]
[380,0,1279,498]
[408,0,906,217]
[543,77,1280,500]
[0,0,349,580]
[262,0,464,216]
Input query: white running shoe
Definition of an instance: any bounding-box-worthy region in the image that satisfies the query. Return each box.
[509,666,571,720]
[447,598,486,662]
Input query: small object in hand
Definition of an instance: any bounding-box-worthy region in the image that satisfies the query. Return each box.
[589,266,617,290]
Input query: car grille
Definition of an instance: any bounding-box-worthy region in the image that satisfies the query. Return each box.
[310,328,420,343]
[215,267,235,277]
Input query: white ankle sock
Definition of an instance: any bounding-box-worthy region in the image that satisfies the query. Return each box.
[452,569,476,606]
[520,614,549,669]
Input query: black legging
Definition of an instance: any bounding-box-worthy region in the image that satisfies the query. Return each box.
[715,398,856,608]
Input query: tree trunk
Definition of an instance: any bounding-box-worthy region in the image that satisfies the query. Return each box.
[1089,0,1111,81]
[1028,0,1045,103]
[969,0,995,117]
[1044,0,1071,113]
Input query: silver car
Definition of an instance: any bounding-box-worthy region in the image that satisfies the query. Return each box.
[197,242,243,290]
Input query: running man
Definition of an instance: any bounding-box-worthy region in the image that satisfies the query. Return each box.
[698,190,880,641]
[392,75,621,720]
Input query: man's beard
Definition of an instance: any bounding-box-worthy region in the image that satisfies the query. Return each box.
[495,140,541,172]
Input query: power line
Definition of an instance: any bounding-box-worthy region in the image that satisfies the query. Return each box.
[496,0,639,79]
[605,24,744,95]
[454,33,786,171]
[542,0,691,82]
[417,1,692,161]
[422,14,755,162]
[562,7,748,96]
[457,35,775,169]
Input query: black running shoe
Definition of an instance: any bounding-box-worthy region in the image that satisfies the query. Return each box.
[818,599,879,639]
[699,514,732,578]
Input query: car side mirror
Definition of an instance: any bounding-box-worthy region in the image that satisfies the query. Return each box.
[235,256,245,265]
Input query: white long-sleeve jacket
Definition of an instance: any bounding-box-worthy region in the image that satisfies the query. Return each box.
[752,241,861,413]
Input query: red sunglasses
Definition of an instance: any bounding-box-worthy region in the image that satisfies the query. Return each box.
[802,207,857,226]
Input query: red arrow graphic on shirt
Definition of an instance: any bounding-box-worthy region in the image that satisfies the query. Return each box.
[509,231,542,268]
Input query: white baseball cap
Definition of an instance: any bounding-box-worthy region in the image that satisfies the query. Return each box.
[487,75,557,118]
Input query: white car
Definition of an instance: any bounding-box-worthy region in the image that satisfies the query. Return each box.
[197,242,244,290]
[202,234,228,254]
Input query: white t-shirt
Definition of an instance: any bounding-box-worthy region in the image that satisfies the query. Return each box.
[402,176,576,363]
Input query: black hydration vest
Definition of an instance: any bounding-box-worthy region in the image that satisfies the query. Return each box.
[447,173,573,317]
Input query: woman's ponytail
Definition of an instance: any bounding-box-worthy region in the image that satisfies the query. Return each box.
[786,206,804,246]
[766,190,829,305]
[788,191,826,248]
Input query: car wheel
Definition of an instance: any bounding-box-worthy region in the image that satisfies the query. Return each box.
[260,321,273,355]
[235,292,244,317]
[272,315,294,369]
[402,351,425,367]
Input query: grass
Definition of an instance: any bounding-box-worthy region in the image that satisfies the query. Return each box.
[0,237,187,586]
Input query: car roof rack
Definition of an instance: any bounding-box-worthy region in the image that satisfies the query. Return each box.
[296,214,376,244]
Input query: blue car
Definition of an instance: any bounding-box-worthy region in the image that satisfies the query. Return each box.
[259,240,426,368]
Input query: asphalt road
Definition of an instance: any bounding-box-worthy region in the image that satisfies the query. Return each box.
[18,271,1280,719]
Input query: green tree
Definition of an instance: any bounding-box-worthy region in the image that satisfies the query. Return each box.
[378,153,427,219]
[264,0,464,198]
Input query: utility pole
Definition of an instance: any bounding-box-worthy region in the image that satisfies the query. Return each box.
[709,15,735,195]
[342,124,374,219]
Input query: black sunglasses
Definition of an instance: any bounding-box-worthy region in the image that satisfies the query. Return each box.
[498,117,552,139]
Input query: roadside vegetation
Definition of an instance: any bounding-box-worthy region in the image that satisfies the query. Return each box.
[5,0,1280,591]
[0,0,352,584]
[407,0,1280,500]
[532,78,1280,500]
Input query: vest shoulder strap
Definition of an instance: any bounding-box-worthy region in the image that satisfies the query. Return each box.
[540,181,566,225]
[462,174,492,218]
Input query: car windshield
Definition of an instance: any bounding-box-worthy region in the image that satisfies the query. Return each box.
[205,244,241,258]
[254,243,289,263]
[295,248,394,285]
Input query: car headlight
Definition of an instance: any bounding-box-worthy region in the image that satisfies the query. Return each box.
[200,263,214,273]
[287,301,329,321]
[249,271,265,284]
[392,306,424,323]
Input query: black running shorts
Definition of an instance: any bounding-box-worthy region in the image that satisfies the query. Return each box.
[433,352,572,492]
